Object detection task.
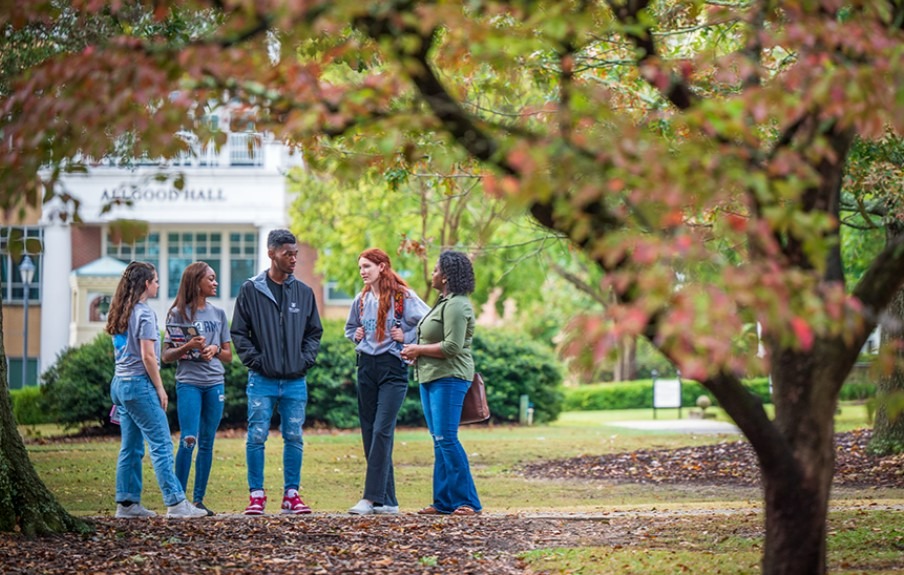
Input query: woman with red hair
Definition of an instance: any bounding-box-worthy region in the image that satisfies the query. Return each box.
[345,248,428,515]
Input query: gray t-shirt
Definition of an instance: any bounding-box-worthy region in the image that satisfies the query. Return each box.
[113,301,160,377]
[344,288,429,359]
[165,305,231,386]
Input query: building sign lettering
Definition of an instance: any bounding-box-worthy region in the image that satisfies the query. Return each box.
[101,188,226,202]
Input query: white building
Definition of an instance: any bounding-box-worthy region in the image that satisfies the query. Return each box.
[3,118,348,388]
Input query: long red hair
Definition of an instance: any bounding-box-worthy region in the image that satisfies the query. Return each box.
[360,248,409,341]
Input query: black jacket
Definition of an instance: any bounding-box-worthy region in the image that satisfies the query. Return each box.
[231,270,323,379]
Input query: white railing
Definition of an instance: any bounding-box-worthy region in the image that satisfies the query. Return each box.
[92,132,265,168]
[228,133,263,166]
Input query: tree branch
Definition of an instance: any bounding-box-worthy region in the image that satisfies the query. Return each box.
[549,262,609,307]
[853,232,904,332]
[605,0,697,110]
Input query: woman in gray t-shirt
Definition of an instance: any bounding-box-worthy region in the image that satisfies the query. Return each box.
[107,261,206,519]
[162,262,232,516]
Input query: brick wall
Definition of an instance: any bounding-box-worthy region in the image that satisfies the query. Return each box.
[71,225,102,269]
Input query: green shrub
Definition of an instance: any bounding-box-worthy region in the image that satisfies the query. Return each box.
[41,333,116,429]
[563,380,653,411]
[10,386,53,425]
[840,363,877,401]
[304,321,364,429]
[219,354,251,427]
[563,377,772,411]
[471,329,564,424]
[40,320,566,429]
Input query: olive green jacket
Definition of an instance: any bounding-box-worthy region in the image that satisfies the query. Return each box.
[414,294,475,384]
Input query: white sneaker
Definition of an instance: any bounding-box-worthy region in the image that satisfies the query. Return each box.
[348,499,374,515]
[166,499,208,518]
[115,503,157,518]
[373,504,400,515]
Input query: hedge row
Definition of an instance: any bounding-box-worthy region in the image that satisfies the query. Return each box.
[9,386,54,425]
[561,379,772,411]
[32,320,564,430]
[563,375,877,411]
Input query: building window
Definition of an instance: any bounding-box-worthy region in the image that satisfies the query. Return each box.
[6,358,38,390]
[106,231,160,298]
[229,232,258,297]
[107,231,160,270]
[0,227,43,303]
[325,281,355,306]
[167,232,222,298]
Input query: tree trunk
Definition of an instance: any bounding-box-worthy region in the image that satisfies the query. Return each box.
[757,344,847,575]
[870,224,904,455]
[0,290,91,536]
[613,336,637,382]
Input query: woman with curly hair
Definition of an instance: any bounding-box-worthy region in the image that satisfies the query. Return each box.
[107,261,206,519]
[162,262,233,516]
[401,250,482,516]
[345,248,429,515]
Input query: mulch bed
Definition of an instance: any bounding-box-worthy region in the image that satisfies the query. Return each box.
[519,428,904,488]
[0,514,648,575]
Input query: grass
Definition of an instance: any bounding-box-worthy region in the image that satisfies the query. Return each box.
[26,423,748,516]
[21,403,892,516]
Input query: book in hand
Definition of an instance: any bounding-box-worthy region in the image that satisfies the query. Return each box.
[166,324,203,361]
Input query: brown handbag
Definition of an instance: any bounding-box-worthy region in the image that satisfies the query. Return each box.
[460,372,490,425]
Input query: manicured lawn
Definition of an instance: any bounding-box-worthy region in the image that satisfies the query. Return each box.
[21,402,890,517]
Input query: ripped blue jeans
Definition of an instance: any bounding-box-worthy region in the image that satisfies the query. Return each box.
[175,381,225,504]
[246,371,307,492]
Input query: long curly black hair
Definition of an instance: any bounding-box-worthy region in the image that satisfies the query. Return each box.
[438,250,475,295]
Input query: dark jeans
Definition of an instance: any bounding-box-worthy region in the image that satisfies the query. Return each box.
[356,352,409,506]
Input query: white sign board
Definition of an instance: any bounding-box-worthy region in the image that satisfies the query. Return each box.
[653,379,682,408]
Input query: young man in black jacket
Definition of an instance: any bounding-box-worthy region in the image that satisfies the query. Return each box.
[231,228,323,515]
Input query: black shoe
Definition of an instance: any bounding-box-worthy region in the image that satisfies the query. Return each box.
[193,501,215,516]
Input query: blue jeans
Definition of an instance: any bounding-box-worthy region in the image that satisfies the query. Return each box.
[246,371,307,492]
[420,377,482,513]
[357,353,409,506]
[175,381,225,503]
[111,375,186,507]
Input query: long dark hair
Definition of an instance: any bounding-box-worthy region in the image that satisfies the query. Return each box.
[438,250,475,295]
[168,261,212,323]
[105,261,156,335]
[359,248,409,342]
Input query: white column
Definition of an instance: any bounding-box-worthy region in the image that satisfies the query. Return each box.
[39,219,72,376]
[257,226,274,273]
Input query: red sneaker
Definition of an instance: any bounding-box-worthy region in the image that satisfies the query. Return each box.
[281,492,312,514]
[243,493,267,515]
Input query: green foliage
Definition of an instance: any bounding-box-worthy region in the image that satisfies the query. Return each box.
[563,378,772,411]
[38,320,565,429]
[41,334,116,429]
[837,363,878,402]
[472,329,564,424]
[288,167,566,317]
[563,381,652,411]
[9,386,53,425]
[304,320,365,429]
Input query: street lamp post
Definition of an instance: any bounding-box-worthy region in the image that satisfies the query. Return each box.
[18,255,35,389]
